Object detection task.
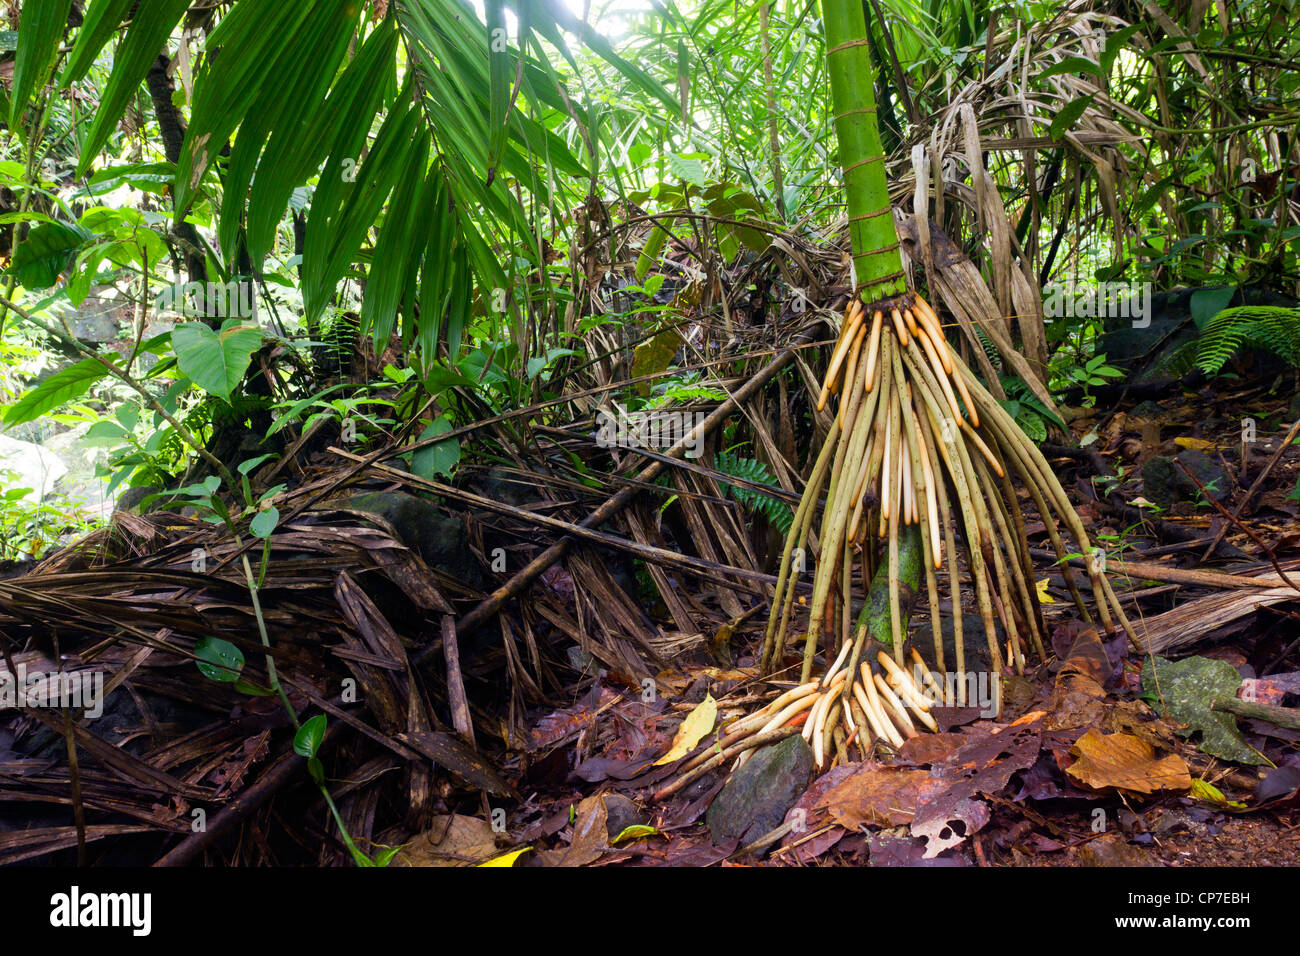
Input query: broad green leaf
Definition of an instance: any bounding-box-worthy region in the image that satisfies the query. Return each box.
[246,22,399,266]
[77,0,193,177]
[61,0,135,85]
[77,162,176,199]
[66,242,113,307]
[294,714,328,758]
[8,220,93,288]
[195,636,245,683]
[362,130,432,348]
[0,211,55,227]
[411,417,460,480]
[635,218,672,280]
[1101,26,1144,72]
[1190,287,1237,329]
[532,0,679,115]
[485,0,511,177]
[1037,56,1104,81]
[5,358,109,426]
[232,678,276,698]
[215,1,358,259]
[667,154,707,188]
[1141,656,1267,765]
[171,320,263,404]
[174,0,318,212]
[249,506,279,539]
[302,90,420,322]
[237,454,277,476]
[1049,95,1094,142]
[81,419,128,447]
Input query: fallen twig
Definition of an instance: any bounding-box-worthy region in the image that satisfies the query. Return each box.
[1212,697,1300,731]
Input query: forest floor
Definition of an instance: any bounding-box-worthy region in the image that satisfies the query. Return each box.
[2,353,1299,867]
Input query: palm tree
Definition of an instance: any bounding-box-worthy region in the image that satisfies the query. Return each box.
[749,0,1134,769]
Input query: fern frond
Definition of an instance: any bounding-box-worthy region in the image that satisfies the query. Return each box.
[645,384,727,409]
[1197,306,1300,375]
[651,452,795,534]
[713,451,793,534]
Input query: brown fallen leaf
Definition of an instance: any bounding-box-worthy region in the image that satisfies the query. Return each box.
[1065,729,1191,795]
[1045,628,1109,732]
[534,794,611,867]
[896,733,968,766]
[818,764,939,828]
[1101,698,1177,750]
[911,712,1045,858]
[391,814,503,867]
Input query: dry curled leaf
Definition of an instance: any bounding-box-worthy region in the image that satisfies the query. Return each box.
[1065,729,1191,795]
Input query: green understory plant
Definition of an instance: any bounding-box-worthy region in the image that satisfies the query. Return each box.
[179,460,397,867]
[1196,306,1300,376]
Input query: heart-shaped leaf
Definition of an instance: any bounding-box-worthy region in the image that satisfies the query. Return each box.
[411,417,460,480]
[172,319,263,403]
[249,506,279,539]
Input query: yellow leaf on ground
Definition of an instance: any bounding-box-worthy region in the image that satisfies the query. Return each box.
[1174,437,1216,451]
[654,693,717,765]
[1066,729,1191,795]
[479,847,532,867]
[1190,778,1247,809]
[1035,577,1056,604]
[612,824,660,844]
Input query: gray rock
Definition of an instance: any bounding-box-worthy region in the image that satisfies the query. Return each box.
[475,467,539,508]
[69,311,120,344]
[707,734,814,846]
[1129,400,1164,421]
[338,491,482,586]
[1141,448,1228,508]
[602,793,647,840]
[66,286,133,345]
[910,612,999,674]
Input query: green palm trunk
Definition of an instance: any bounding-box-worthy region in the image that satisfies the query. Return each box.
[822,0,907,304]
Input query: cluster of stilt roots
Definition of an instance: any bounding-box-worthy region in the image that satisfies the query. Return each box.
[663,292,1138,790]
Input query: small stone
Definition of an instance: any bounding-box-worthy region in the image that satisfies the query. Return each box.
[1141,449,1228,508]
[706,735,814,846]
[602,793,647,839]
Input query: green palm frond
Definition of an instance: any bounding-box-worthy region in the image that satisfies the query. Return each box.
[60,0,675,364]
